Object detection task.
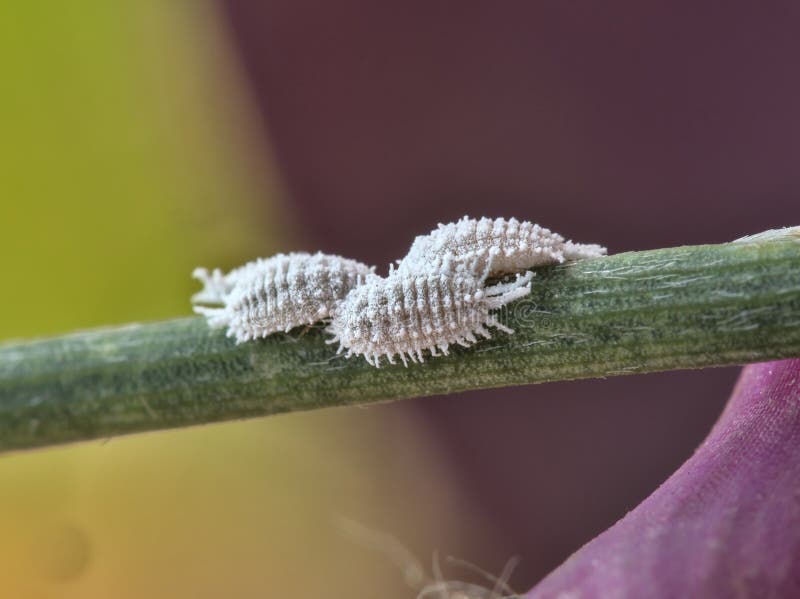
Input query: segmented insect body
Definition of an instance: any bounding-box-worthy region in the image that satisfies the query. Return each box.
[192,252,374,343]
[327,257,533,367]
[398,216,606,275]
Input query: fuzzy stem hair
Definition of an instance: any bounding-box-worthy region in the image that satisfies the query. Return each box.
[1,227,799,453]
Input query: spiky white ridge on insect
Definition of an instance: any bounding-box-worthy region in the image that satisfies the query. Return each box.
[398,216,606,275]
[192,252,375,343]
[326,255,533,367]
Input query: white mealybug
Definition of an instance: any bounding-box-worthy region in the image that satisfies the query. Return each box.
[326,256,533,367]
[398,216,606,275]
[192,252,375,343]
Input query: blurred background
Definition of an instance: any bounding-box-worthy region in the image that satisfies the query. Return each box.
[1,1,798,597]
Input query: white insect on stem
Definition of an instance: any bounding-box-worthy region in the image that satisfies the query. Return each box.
[192,216,605,366]
[398,216,606,276]
[192,252,375,343]
[326,255,533,367]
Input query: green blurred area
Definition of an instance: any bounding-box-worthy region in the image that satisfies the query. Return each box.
[0,0,285,338]
[0,1,479,597]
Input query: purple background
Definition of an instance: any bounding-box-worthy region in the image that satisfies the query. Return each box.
[222,1,800,587]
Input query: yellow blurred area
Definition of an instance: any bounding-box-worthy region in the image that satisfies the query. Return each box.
[0,1,485,597]
[0,411,477,598]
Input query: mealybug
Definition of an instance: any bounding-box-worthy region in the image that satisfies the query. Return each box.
[326,256,533,367]
[398,216,606,275]
[192,252,375,342]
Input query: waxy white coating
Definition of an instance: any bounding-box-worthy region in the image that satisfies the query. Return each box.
[192,252,375,343]
[398,216,605,275]
[326,257,533,367]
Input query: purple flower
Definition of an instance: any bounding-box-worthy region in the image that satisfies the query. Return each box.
[527,359,800,598]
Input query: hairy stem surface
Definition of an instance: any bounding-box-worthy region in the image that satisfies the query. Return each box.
[1,228,799,453]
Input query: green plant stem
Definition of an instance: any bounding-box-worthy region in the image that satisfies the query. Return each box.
[1,228,799,453]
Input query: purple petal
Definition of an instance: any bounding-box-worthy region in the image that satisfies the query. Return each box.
[528,359,800,598]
